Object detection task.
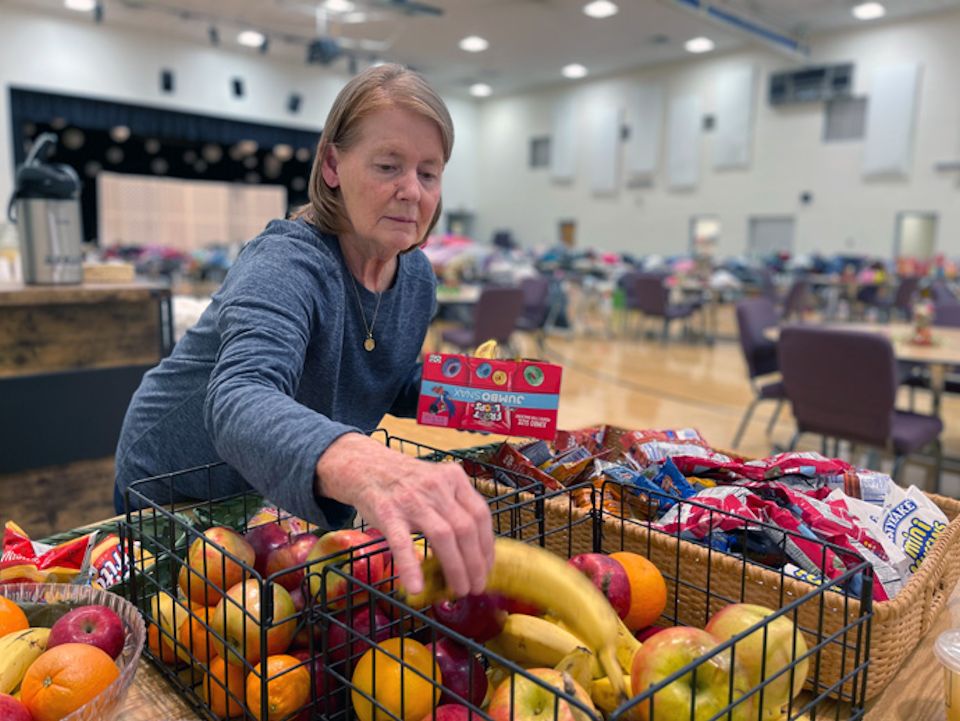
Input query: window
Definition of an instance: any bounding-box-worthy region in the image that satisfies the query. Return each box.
[529,136,550,168]
[823,97,867,142]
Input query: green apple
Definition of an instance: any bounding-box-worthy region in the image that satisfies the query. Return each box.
[630,626,752,721]
[705,603,809,721]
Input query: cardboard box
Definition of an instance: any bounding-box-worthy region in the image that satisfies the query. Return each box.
[417,352,562,440]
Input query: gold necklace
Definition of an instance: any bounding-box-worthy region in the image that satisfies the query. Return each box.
[348,274,383,352]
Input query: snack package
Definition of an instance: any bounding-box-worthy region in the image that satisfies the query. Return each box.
[554,426,604,454]
[417,352,563,440]
[824,469,893,505]
[1,521,95,585]
[671,450,852,483]
[89,533,156,590]
[881,486,949,574]
[490,443,563,491]
[603,427,711,467]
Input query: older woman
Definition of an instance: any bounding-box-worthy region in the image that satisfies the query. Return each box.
[114,64,493,597]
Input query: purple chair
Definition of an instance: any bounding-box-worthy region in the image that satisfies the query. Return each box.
[780,278,810,322]
[731,298,787,448]
[631,272,697,342]
[514,275,552,350]
[778,325,943,485]
[440,286,525,355]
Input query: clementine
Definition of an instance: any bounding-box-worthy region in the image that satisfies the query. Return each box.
[21,643,120,721]
[147,621,178,665]
[245,654,311,721]
[203,655,246,719]
[351,637,441,721]
[0,597,28,637]
[609,551,668,631]
[173,604,217,664]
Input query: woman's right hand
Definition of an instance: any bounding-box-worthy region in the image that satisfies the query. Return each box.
[315,433,495,598]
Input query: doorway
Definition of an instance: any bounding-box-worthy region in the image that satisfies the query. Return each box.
[748,216,795,257]
[894,211,937,260]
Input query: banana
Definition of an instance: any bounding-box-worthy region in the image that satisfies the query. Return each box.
[474,339,499,359]
[404,537,628,700]
[590,675,634,716]
[555,646,596,690]
[548,613,642,678]
[0,627,51,694]
[488,613,588,668]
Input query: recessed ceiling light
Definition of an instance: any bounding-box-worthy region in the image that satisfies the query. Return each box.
[323,0,356,12]
[341,11,367,23]
[64,0,96,10]
[852,2,885,20]
[582,1,618,19]
[562,63,588,79]
[238,30,266,48]
[459,35,489,53]
[684,36,715,53]
[470,83,492,98]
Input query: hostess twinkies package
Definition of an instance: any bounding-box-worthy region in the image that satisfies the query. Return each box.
[417,352,563,440]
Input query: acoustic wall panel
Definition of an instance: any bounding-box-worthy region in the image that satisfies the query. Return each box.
[588,104,621,195]
[667,94,701,190]
[863,62,922,177]
[551,96,577,182]
[625,83,663,180]
[714,64,756,169]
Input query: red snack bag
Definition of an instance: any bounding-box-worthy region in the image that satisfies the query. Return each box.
[490,443,563,491]
[1,521,93,585]
[89,533,155,590]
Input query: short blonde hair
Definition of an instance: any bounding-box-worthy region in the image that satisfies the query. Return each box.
[293,64,454,247]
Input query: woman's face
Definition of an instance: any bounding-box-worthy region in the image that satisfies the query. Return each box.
[322,106,444,258]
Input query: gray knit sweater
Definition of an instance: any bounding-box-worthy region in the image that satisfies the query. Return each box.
[114,217,436,528]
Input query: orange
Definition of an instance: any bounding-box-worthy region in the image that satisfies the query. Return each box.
[609,551,668,631]
[173,604,217,665]
[0,597,28,637]
[147,621,178,665]
[245,654,310,721]
[21,643,120,721]
[351,637,441,721]
[204,656,246,719]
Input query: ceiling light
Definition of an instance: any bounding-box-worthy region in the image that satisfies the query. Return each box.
[684,36,715,53]
[64,0,96,10]
[459,35,489,53]
[562,63,588,79]
[582,1,618,19]
[238,30,266,48]
[470,83,492,98]
[852,2,885,20]
[323,0,356,12]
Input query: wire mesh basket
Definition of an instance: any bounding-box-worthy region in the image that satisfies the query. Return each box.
[120,432,872,721]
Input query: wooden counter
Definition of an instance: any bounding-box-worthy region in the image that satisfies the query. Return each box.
[0,281,173,473]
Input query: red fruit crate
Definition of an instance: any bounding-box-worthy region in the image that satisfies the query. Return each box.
[120,432,871,721]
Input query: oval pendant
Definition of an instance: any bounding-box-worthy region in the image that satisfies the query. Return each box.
[364,337,376,352]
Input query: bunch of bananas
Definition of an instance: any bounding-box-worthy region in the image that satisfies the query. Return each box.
[0,627,51,696]
[404,537,641,710]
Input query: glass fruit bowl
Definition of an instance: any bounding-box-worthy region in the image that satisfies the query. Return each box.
[0,583,146,721]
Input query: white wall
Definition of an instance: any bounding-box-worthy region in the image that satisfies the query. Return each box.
[474,9,960,258]
[0,6,479,220]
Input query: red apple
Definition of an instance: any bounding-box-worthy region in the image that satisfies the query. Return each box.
[244,523,290,576]
[306,530,384,610]
[179,526,256,606]
[635,626,667,643]
[327,605,393,665]
[265,533,321,591]
[47,604,126,659]
[0,693,32,721]
[432,594,505,643]
[568,553,631,621]
[705,603,809,721]
[630,626,752,721]
[492,594,543,617]
[488,668,595,721]
[420,704,479,721]
[210,579,297,666]
[291,649,344,719]
[425,637,487,707]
